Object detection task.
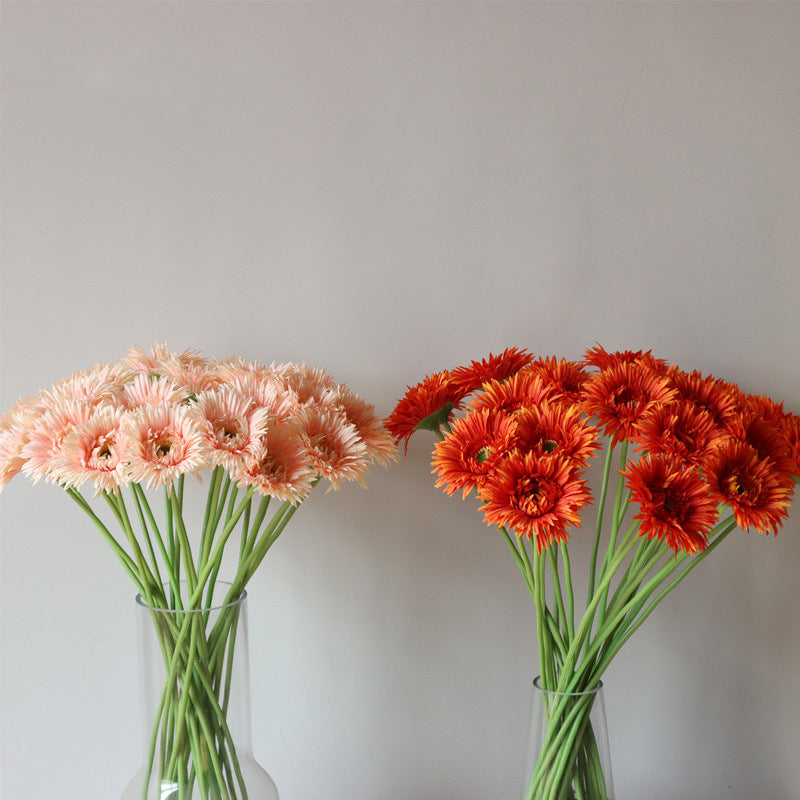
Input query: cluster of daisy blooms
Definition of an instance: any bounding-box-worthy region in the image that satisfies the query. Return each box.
[386,345,799,554]
[0,343,395,501]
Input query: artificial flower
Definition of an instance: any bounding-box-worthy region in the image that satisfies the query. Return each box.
[451,346,534,394]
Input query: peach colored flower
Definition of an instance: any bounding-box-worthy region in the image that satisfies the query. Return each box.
[42,362,135,409]
[22,399,95,485]
[123,405,208,490]
[0,397,38,488]
[124,344,220,395]
[57,407,130,494]
[293,405,370,488]
[318,386,396,467]
[272,363,338,406]
[233,425,314,503]
[119,374,190,410]
[192,389,270,472]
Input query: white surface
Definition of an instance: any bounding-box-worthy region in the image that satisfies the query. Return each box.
[2,3,799,799]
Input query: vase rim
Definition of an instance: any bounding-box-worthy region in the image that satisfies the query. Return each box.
[135,580,247,613]
[532,675,603,696]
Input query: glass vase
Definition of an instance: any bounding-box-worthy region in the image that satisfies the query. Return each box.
[521,677,613,800]
[121,584,279,800]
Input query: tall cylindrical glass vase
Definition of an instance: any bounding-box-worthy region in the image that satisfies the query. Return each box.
[522,677,613,800]
[121,583,279,800]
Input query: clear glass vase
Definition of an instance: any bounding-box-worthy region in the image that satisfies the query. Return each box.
[121,584,279,800]
[521,677,614,800]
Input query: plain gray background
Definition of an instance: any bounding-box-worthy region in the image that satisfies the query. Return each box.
[2,2,799,799]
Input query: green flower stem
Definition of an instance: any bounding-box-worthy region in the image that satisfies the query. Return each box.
[556,524,639,694]
[547,548,568,643]
[129,486,166,594]
[199,467,225,563]
[587,441,615,604]
[66,488,146,594]
[171,492,198,595]
[104,492,162,602]
[241,495,270,563]
[560,542,575,642]
[131,484,182,602]
[164,488,182,609]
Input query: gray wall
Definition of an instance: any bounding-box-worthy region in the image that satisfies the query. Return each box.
[2,3,799,799]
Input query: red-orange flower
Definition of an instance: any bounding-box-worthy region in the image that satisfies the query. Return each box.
[667,368,742,432]
[525,357,592,404]
[385,371,465,452]
[511,403,600,468]
[582,344,669,373]
[432,409,516,498]
[478,451,591,552]
[703,441,792,535]
[780,413,800,479]
[451,346,534,395]
[467,371,554,416]
[623,455,718,554]
[580,362,677,444]
[628,402,725,466]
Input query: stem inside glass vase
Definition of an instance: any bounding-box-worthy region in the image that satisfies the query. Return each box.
[122,583,278,800]
[523,677,613,800]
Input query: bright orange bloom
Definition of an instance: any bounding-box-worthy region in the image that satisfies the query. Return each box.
[628,402,725,466]
[525,357,591,404]
[703,441,792,535]
[432,409,516,498]
[511,403,600,468]
[727,411,796,483]
[668,368,742,432]
[780,413,800,479]
[623,455,717,554]
[478,451,591,552]
[385,371,465,452]
[467,371,554,416]
[582,344,668,373]
[580,362,677,444]
[451,346,534,395]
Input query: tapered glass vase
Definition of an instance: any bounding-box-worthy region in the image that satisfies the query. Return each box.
[121,584,279,800]
[522,677,613,800]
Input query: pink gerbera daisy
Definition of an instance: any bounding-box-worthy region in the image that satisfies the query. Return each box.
[57,407,130,494]
[123,405,208,490]
[192,389,270,472]
[233,425,314,503]
[293,405,370,488]
[22,399,95,485]
[119,374,190,410]
[0,397,38,489]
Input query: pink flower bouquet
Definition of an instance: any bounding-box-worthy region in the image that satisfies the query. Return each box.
[0,343,394,799]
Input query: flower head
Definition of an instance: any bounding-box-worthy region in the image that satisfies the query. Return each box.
[624,455,718,554]
[293,405,370,488]
[511,403,600,468]
[582,344,668,373]
[451,347,534,395]
[580,362,677,444]
[478,451,591,553]
[385,371,465,452]
[57,407,130,494]
[123,405,208,490]
[525,357,592,405]
[233,424,314,503]
[0,397,38,489]
[467,371,554,416]
[432,409,517,498]
[703,441,792,535]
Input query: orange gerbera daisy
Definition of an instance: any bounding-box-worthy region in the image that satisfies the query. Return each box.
[525,357,592,404]
[580,362,677,444]
[667,368,742,431]
[385,371,465,452]
[450,346,534,395]
[703,441,792,535]
[467,371,554,416]
[780,413,800,479]
[623,455,718,554]
[628,402,725,466]
[582,344,669,373]
[511,403,600,468]
[478,451,591,552]
[432,409,516,498]
[727,411,797,482]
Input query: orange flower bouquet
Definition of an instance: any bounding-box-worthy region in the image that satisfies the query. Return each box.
[0,344,394,800]
[386,346,799,800]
